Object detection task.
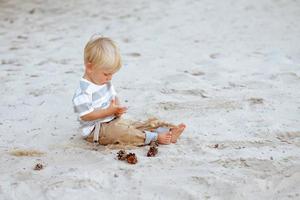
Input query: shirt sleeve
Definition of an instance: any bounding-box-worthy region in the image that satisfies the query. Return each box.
[73,92,94,117]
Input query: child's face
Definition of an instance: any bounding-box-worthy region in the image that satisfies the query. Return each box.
[88,65,113,85]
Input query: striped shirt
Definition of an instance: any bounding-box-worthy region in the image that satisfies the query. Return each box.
[72,78,117,137]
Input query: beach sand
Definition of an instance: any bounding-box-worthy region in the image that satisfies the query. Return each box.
[0,0,300,199]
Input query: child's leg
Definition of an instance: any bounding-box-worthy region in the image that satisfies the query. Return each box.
[101,118,174,145]
[132,117,176,132]
[133,118,186,143]
[99,118,146,146]
[84,119,145,145]
[86,118,185,145]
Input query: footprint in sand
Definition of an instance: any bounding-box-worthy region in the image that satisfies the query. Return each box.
[119,14,132,19]
[17,35,28,40]
[2,59,17,65]
[160,88,208,98]
[49,37,63,42]
[209,53,222,59]
[28,89,46,97]
[64,70,75,74]
[207,140,273,150]
[270,72,300,83]
[184,70,205,76]
[158,99,241,111]
[30,74,39,78]
[122,38,130,43]
[211,158,254,169]
[59,59,70,65]
[43,178,102,198]
[247,97,264,105]
[5,68,20,72]
[9,47,20,51]
[276,131,300,145]
[126,52,141,57]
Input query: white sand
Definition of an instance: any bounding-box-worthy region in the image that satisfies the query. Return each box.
[1,0,300,199]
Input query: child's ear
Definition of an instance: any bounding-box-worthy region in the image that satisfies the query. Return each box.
[85,62,93,73]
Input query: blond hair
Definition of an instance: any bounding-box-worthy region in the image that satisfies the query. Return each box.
[84,36,122,73]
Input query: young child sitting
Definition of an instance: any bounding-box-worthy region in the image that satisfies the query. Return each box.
[72,36,186,146]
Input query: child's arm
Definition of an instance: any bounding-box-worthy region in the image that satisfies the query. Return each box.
[80,99,127,121]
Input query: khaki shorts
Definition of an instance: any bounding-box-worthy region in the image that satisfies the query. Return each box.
[86,117,175,146]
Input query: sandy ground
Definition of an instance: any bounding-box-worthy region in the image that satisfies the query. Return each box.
[1,0,300,199]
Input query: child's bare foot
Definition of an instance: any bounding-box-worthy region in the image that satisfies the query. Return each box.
[171,123,186,143]
[157,132,172,144]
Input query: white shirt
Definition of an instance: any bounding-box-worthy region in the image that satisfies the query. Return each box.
[72,78,117,137]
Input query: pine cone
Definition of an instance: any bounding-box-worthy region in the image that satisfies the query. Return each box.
[126,153,138,164]
[117,150,127,160]
[147,146,158,157]
[34,163,43,170]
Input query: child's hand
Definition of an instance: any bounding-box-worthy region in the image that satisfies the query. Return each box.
[108,99,127,117]
[115,109,127,117]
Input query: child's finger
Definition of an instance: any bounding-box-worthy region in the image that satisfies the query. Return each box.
[116,108,126,113]
[118,107,127,112]
[117,110,126,114]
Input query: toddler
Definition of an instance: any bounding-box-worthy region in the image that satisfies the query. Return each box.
[72,36,185,146]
